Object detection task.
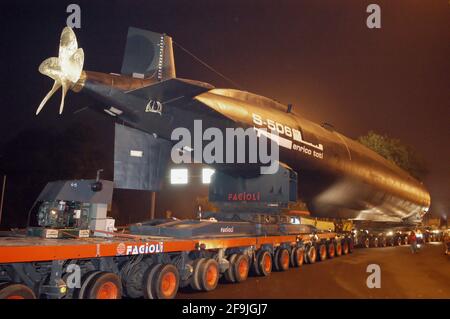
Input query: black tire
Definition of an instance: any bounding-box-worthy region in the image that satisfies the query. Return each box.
[251,250,263,276]
[123,262,148,298]
[189,258,206,291]
[389,238,395,246]
[363,237,370,249]
[233,254,250,282]
[257,250,272,276]
[198,259,220,291]
[224,254,238,283]
[0,283,36,299]
[372,237,379,248]
[75,270,102,299]
[143,263,163,299]
[317,244,327,261]
[335,241,342,257]
[153,264,179,299]
[290,247,304,267]
[305,245,317,264]
[84,272,122,299]
[273,248,281,271]
[327,242,336,258]
[342,240,349,255]
[274,248,290,271]
[347,238,354,253]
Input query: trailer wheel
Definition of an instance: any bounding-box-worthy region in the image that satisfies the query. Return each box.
[342,240,349,255]
[371,237,379,248]
[273,248,280,271]
[327,242,336,258]
[85,272,122,299]
[153,264,179,299]
[290,247,304,267]
[305,245,317,264]
[318,244,327,261]
[143,263,163,299]
[347,238,354,253]
[0,283,36,299]
[274,248,289,271]
[335,241,342,256]
[75,270,102,299]
[123,262,147,298]
[257,250,272,276]
[362,238,369,248]
[233,254,250,282]
[189,258,206,291]
[224,254,238,283]
[388,238,395,246]
[252,250,263,276]
[199,259,220,291]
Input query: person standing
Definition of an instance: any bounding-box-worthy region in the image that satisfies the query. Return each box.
[409,231,418,253]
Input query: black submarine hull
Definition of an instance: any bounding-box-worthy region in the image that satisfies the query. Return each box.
[83,79,430,225]
[191,89,431,224]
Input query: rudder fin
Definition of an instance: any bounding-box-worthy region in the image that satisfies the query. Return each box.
[120,27,176,80]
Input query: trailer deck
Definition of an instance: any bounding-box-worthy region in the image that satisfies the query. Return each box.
[0,230,337,264]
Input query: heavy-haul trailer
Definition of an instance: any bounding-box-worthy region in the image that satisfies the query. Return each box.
[0,226,354,299]
[0,165,417,299]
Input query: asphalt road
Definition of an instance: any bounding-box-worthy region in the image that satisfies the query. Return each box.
[177,242,450,299]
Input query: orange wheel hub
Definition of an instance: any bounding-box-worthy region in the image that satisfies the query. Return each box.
[297,251,303,264]
[161,272,177,297]
[96,282,118,299]
[238,258,249,277]
[206,264,218,287]
[7,295,25,300]
[263,254,271,272]
[281,251,289,268]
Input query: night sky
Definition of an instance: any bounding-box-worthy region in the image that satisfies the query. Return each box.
[0,0,449,219]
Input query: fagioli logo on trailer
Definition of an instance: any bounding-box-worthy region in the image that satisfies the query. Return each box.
[116,242,164,256]
[116,243,126,255]
[228,192,261,201]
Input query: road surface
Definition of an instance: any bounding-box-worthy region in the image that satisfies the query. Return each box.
[177,242,450,299]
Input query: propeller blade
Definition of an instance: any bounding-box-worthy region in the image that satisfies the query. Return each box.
[36,81,61,115]
[59,27,78,59]
[61,48,84,83]
[38,57,63,81]
[59,81,69,114]
[36,27,84,115]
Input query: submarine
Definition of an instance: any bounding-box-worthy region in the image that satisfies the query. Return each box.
[35,27,431,226]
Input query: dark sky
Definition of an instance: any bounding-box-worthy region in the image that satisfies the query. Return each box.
[0,0,449,218]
